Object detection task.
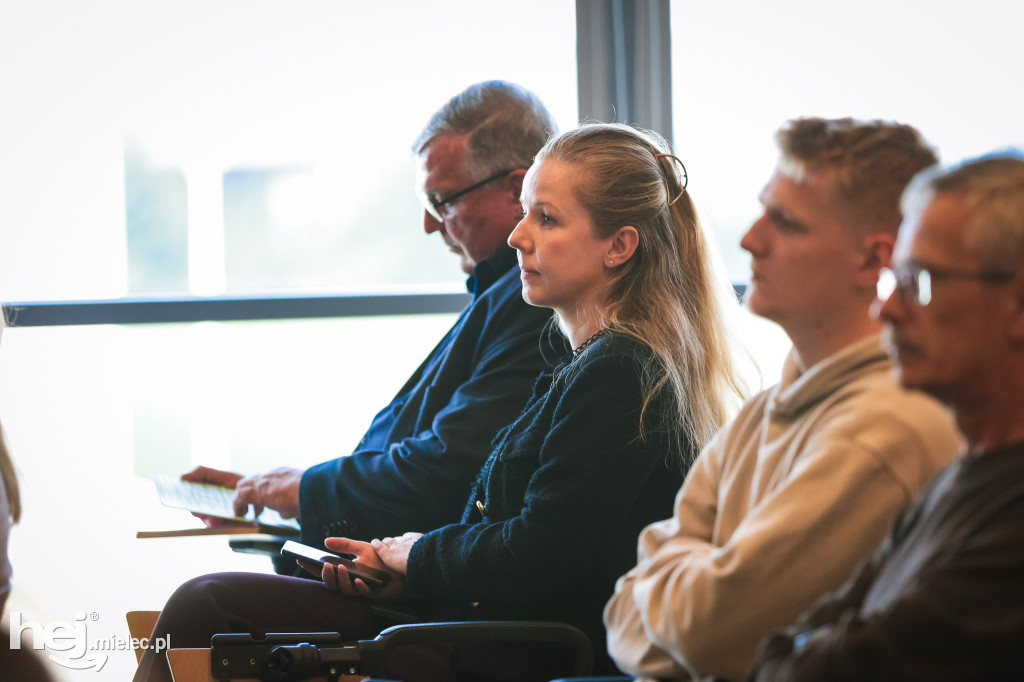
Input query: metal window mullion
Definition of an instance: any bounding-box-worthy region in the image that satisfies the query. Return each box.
[576,0,673,140]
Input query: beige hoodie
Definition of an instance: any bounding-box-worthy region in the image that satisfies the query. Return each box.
[604,335,962,681]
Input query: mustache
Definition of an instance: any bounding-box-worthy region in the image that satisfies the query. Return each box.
[881,327,924,357]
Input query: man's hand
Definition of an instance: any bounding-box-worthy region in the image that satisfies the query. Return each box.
[181,466,245,527]
[182,465,303,520]
[182,465,244,488]
[231,467,303,520]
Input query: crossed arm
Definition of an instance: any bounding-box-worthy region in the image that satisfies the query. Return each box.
[604,430,925,681]
[749,499,1024,681]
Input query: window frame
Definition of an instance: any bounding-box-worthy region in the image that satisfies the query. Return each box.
[3,0,675,328]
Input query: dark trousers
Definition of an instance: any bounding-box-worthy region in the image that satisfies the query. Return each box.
[131,571,443,682]
[132,571,593,682]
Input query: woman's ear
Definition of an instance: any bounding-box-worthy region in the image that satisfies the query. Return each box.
[606,226,639,268]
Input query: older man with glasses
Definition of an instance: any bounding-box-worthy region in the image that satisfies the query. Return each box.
[749,152,1024,681]
[180,80,557,562]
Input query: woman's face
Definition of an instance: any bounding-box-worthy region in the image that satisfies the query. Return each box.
[508,159,615,318]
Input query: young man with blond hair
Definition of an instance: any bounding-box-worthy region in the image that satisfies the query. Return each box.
[604,118,962,681]
[750,152,1024,681]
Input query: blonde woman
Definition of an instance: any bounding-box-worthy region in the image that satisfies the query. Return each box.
[136,125,745,680]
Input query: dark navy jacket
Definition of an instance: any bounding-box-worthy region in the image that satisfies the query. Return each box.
[299,247,552,549]
[405,333,688,673]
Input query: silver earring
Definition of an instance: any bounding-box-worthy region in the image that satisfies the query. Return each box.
[609,259,615,265]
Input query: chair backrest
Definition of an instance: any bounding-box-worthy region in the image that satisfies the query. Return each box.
[126,610,161,663]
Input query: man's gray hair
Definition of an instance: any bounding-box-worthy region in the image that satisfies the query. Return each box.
[903,151,1024,270]
[413,80,557,181]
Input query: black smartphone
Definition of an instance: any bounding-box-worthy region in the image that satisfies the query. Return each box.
[280,540,390,589]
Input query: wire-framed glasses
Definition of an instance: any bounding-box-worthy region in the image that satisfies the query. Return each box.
[877,262,1015,307]
[419,169,516,223]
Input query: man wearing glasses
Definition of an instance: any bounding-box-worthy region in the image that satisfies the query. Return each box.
[604,118,962,681]
[185,81,557,559]
[749,153,1024,681]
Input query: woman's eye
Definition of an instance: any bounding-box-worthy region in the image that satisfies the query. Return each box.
[541,212,554,225]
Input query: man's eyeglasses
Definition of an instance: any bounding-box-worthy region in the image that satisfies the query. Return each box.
[419,169,516,223]
[877,262,1015,307]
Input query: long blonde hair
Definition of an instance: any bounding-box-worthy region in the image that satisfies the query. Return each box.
[538,123,745,461]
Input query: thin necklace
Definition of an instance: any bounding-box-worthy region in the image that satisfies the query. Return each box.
[572,329,608,358]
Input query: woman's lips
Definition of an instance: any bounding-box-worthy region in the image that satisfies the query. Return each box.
[519,265,539,278]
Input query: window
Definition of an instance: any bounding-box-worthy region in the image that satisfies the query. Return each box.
[669,0,1024,382]
[0,3,576,680]
[671,0,1024,283]
[0,0,578,301]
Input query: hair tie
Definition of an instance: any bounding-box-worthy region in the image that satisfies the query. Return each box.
[655,153,689,206]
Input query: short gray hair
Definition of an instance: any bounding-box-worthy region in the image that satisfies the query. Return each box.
[902,151,1024,270]
[413,80,557,181]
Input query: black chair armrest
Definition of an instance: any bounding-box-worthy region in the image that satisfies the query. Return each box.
[359,620,593,678]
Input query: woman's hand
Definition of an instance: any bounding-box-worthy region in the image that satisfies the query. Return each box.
[370,532,423,574]
[315,537,408,600]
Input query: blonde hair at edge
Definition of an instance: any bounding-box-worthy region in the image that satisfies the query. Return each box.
[538,123,746,462]
[1,308,18,524]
